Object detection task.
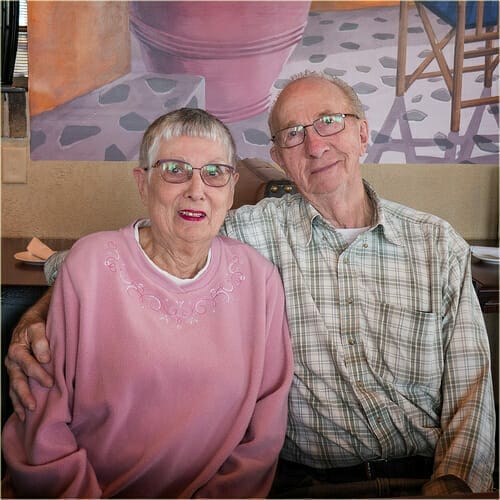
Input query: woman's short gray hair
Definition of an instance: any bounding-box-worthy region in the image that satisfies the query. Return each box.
[268,70,366,135]
[140,108,237,170]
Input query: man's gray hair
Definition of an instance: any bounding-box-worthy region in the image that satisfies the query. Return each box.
[140,108,238,170]
[268,70,366,135]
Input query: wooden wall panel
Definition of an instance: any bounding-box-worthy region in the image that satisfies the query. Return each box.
[29,2,130,116]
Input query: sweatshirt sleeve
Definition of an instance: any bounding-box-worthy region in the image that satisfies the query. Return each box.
[2,263,103,499]
[194,266,293,498]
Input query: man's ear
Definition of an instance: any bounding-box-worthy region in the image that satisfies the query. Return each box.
[270,145,284,171]
[359,119,369,156]
[270,146,291,180]
[133,167,149,206]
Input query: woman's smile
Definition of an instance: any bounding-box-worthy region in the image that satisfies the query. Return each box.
[178,209,207,221]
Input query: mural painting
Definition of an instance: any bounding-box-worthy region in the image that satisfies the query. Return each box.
[29,1,499,164]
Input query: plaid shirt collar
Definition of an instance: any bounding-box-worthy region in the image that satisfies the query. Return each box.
[299,180,403,247]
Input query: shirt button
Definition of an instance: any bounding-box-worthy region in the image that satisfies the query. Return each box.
[347,297,354,304]
[348,338,356,345]
[363,243,368,248]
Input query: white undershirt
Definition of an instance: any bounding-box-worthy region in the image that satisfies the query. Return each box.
[336,226,370,245]
[134,220,210,284]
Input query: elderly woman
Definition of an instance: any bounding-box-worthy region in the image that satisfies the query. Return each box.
[2,109,293,499]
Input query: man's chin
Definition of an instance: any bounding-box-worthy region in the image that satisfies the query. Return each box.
[308,180,341,197]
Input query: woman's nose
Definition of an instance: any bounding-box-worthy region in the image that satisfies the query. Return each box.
[184,170,206,199]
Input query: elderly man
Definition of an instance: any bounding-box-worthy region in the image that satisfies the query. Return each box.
[5,72,495,498]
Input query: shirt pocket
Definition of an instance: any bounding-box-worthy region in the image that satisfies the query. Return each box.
[363,301,443,390]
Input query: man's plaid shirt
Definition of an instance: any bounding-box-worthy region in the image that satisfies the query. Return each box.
[221,181,495,492]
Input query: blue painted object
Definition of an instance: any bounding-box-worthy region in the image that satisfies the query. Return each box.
[419,1,498,29]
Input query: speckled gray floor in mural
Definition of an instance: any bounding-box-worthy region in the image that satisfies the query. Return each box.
[30,4,499,164]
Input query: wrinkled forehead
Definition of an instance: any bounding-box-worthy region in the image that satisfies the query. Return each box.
[270,78,350,132]
[157,134,231,159]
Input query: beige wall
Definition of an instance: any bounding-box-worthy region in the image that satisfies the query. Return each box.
[2,139,498,241]
[2,141,144,239]
[361,163,499,242]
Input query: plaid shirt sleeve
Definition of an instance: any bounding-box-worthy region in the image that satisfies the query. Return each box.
[44,249,70,285]
[430,240,495,491]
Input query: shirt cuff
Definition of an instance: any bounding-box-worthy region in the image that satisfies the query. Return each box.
[422,475,472,496]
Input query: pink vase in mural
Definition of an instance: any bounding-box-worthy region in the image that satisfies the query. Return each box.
[129,1,311,122]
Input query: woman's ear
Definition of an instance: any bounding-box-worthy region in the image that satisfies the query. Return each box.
[226,171,239,210]
[232,171,240,187]
[133,167,149,206]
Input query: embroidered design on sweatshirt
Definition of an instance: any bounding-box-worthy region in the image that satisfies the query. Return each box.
[104,240,245,326]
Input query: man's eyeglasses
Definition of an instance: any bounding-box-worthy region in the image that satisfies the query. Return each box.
[271,113,359,148]
[147,159,236,187]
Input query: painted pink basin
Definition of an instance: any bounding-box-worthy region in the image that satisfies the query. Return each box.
[130,1,311,122]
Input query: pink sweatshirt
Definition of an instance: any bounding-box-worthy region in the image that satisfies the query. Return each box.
[2,222,293,498]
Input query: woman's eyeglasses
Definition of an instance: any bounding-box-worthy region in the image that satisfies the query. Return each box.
[147,159,235,187]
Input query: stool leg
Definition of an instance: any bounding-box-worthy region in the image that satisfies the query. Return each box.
[396,1,409,96]
[484,27,495,88]
[451,2,466,132]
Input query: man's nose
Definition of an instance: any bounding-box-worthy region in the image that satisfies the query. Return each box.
[303,126,330,158]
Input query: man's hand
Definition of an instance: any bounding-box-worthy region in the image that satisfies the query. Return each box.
[4,289,54,421]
